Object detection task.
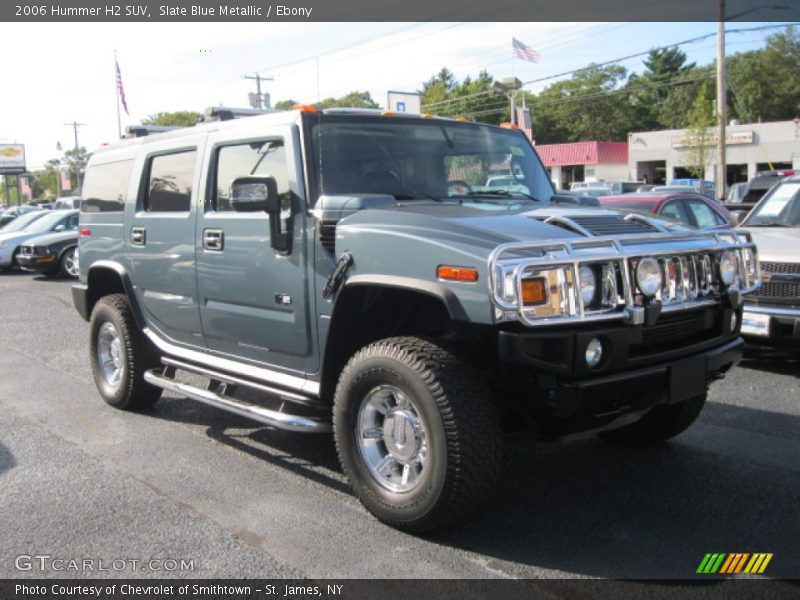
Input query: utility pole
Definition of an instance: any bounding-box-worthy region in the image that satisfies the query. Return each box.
[716,0,727,201]
[244,73,274,110]
[64,121,86,192]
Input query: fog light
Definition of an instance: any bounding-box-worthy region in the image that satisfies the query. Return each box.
[730,312,738,332]
[585,338,603,368]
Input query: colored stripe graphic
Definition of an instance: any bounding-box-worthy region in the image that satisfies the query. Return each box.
[698,552,773,574]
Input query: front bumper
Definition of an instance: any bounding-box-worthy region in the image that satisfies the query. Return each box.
[741,303,800,348]
[497,312,742,436]
[17,253,58,273]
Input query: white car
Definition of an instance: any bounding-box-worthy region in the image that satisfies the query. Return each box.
[738,175,800,351]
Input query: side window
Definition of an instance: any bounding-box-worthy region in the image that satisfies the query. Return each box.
[81,159,134,213]
[660,200,691,224]
[686,199,719,228]
[214,140,288,212]
[145,150,196,212]
[66,213,79,229]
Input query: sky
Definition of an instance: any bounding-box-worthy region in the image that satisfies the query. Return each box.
[0,20,791,171]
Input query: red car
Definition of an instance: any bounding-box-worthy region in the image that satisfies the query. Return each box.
[599,192,733,229]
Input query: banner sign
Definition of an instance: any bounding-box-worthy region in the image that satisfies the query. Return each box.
[0,144,26,175]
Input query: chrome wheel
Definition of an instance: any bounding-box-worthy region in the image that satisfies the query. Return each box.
[63,248,79,277]
[96,322,123,388]
[357,384,429,493]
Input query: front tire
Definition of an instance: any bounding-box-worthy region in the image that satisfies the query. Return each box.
[89,294,162,410]
[333,337,502,533]
[59,246,79,278]
[599,394,706,447]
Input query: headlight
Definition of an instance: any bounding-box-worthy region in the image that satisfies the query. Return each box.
[719,251,738,286]
[579,265,597,306]
[585,337,603,368]
[636,257,661,297]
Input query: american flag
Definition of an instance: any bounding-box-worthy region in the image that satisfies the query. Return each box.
[515,106,533,142]
[512,38,540,63]
[115,57,129,116]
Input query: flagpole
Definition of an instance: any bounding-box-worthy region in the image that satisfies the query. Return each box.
[114,50,122,139]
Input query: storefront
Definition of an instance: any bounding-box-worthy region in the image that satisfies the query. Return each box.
[534,141,629,190]
[628,119,800,192]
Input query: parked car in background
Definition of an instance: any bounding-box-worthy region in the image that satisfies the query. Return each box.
[609,181,646,194]
[0,204,43,228]
[726,182,748,204]
[738,175,800,352]
[54,196,82,210]
[599,192,732,229]
[665,179,717,198]
[0,208,50,233]
[0,209,79,271]
[17,228,80,278]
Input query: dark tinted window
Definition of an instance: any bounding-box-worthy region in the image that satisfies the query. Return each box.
[145,151,196,212]
[81,160,133,212]
[214,140,288,211]
[660,200,691,224]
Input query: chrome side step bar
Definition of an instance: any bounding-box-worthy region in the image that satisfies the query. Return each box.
[144,368,332,433]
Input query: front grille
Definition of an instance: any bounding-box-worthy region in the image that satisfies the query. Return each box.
[20,246,33,256]
[760,261,800,274]
[631,309,722,357]
[569,215,658,236]
[751,281,800,300]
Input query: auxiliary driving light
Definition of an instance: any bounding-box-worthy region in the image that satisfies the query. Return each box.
[585,337,603,368]
[719,251,738,286]
[635,257,661,297]
[579,265,597,306]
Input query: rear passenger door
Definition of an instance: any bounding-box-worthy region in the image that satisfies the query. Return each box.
[127,138,205,347]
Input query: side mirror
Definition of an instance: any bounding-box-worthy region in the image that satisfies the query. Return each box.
[230,176,279,213]
[230,176,291,254]
[53,224,66,232]
[729,211,743,227]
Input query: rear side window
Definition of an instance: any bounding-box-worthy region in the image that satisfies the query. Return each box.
[145,150,196,212]
[660,200,691,224]
[214,140,288,212]
[686,199,725,227]
[81,160,133,212]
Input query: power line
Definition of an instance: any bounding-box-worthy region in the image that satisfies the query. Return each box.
[421,23,792,111]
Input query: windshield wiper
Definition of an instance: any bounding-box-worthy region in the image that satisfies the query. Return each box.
[394,191,443,202]
[470,189,540,202]
[748,220,796,227]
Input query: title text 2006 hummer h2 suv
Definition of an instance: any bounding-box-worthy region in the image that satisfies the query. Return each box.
[73,108,760,532]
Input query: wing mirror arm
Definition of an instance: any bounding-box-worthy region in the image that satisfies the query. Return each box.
[230,176,292,254]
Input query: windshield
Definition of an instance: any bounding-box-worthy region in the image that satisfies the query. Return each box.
[308,115,554,204]
[1,210,46,232]
[745,181,800,226]
[22,210,69,233]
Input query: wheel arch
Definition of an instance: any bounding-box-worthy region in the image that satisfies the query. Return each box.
[86,261,145,328]
[319,279,462,402]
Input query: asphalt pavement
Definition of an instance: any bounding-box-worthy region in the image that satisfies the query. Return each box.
[0,272,798,582]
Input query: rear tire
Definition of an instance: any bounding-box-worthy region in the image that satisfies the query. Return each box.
[599,394,706,447]
[333,336,502,533]
[89,294,162,410]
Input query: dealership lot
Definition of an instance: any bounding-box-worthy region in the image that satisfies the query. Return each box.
[0,273,798,580]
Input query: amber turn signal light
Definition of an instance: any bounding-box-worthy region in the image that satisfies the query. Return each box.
[437,266,479,282]
[521,278,548,305]
[292,104,317,112]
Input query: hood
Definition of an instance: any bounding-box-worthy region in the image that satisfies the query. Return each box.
[337,202,677,259]
[740,227,800,264]
[20,230,78,247]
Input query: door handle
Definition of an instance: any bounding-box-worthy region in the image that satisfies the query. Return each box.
[130,226,146,245]
[203,228,224,251]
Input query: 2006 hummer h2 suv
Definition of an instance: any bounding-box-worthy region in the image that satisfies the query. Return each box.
[73,107,760,532]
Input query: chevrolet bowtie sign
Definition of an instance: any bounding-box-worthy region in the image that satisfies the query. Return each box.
[0,144,26,175]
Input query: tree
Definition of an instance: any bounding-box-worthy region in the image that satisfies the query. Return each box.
[655,66,715,129]
[679,85,717,178]
[142,111,202,127]
[274,99,298,110]
[627,46,695,131]
[530,64,631,143]
[272,91,379,111]
[728,26,800,123]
